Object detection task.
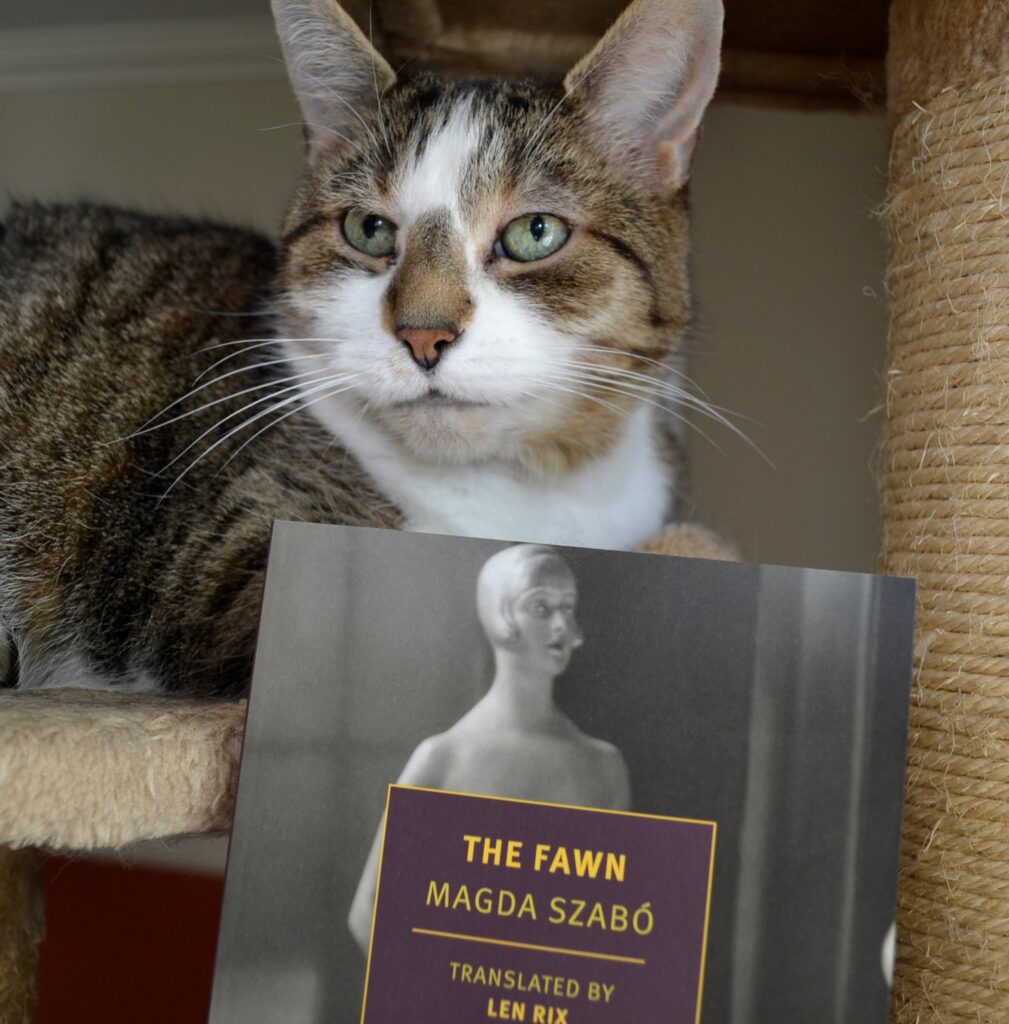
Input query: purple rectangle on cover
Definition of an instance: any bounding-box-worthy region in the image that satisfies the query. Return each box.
[361,786,716,1024]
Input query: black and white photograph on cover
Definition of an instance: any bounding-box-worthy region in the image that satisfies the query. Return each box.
[209,521,915,1024]
[345,542,632,953]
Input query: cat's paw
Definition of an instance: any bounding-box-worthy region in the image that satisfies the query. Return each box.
[638,523,739,562]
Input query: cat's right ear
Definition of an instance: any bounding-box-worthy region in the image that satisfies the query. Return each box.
[271,0,396,159]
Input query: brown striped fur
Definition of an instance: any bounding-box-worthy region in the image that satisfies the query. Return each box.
[0,205,396,696]
[382,210,474,337]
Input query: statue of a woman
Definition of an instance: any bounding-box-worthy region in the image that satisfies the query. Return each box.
[348,544,631,952]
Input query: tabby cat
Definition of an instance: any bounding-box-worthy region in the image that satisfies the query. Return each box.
[0,0,723,697]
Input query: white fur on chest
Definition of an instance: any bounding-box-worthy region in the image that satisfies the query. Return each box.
[323,403,672,549]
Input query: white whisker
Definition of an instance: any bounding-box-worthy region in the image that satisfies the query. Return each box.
[193,339,344,383]
[258,120,317,133]
[156,375,339,476]
[543,368,723,452]
[194,336,277,355]
[552,365,709,422]
[192,333,348,367]
[193,339,285,378]
[558,358,732,418]
[126,367,336,440]
[546,363,769,461]
[159,374,360,498]
[531,376,629,420]
[557,351,763,456]
[218,380,362,473]
[134,352,331,434]
[572,343,712,396]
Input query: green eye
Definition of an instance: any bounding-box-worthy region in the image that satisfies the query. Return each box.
[343,209,397,258]
[500,213,569,262]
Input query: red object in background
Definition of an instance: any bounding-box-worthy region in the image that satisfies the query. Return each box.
[36,857,225,1024]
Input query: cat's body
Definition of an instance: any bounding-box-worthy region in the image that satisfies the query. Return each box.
[0,202,396,696]
[0,0,723,696]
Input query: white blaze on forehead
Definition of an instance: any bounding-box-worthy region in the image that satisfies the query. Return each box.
[394,98,480,229]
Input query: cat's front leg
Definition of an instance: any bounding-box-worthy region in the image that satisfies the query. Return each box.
[638,522,738,561]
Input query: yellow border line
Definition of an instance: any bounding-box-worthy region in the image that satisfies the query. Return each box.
[358,785,393,1024]
[412,927,647,966]
[694,822,718,1024]
[393,783,718,829]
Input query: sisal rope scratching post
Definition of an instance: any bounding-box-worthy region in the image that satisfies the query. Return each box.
[883,2,1009,1019]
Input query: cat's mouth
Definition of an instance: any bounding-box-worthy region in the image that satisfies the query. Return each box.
[395,389,490,410]
[376,386,520,462]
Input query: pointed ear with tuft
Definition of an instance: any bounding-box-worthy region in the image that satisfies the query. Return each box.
[271,0,397,159]
[564,0,723,193]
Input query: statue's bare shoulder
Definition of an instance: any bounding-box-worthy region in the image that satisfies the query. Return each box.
[397,733,455,789]
[581,732,632,810]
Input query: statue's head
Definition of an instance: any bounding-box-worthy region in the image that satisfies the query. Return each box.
[476,545,583,673]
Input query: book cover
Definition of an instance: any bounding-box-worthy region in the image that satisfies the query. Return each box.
[209,522,915,1023]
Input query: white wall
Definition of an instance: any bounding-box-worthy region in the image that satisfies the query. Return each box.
[1,79,302,231]
[0,77,888,576]
[690,104,888,572]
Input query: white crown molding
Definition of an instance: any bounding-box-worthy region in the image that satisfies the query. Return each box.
[0,16,285,93]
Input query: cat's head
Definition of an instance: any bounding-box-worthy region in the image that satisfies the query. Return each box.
[272,0,722,474]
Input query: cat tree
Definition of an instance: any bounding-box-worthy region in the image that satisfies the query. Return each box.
[3,1,1009,1021]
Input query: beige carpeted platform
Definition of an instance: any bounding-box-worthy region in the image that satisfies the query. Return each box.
[0,691,244,852]
[0,690,245,1024]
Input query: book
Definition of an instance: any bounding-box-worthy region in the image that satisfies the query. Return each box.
[209,522,915,1024]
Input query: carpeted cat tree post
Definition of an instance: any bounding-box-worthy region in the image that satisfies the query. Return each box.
[883,1,1009,1019]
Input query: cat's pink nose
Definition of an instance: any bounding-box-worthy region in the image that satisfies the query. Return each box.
[396,326,458,371]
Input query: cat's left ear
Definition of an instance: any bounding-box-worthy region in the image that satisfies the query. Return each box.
[565,0,723,192]
[271,0,396,159]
